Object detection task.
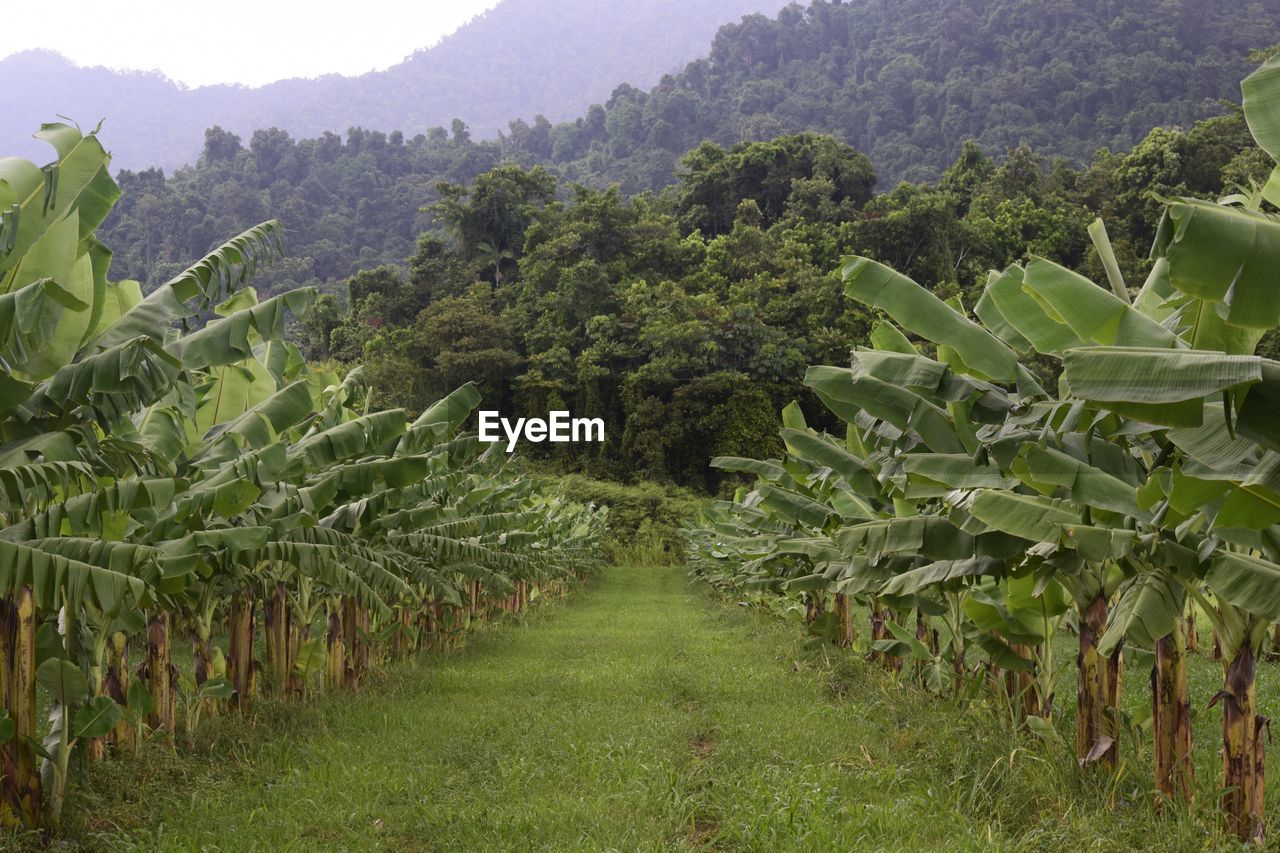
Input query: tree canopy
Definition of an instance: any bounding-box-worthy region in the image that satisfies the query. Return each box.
[312,116,1268,489]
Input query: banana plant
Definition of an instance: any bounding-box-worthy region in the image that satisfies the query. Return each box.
[0,124,610,833]
[847,63,1280,834]
[684,50,1280,847]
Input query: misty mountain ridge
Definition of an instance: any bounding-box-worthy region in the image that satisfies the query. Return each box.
[0,0,793,171]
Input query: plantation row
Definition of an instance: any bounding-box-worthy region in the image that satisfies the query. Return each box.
[0,125,607,832]
[685,56,1280,844]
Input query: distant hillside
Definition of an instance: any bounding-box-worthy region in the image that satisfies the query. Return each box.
[535,0,1280,190]
[0,0,792,171]
[85,0,1280,295]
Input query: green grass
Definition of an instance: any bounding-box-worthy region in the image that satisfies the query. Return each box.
[29,567,1280,850]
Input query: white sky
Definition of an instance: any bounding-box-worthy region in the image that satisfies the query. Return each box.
[3,0,502,87]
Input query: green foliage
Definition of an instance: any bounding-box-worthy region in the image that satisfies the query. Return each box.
[675,134,875,235]
[69,7,1273,493]
[684,52,1280,843]
[539,0,1273,190]
[554,475,706,565]
[0,126,610,834]
[90,0,1275,307]
[434,166,557,270]
[304,108,1259,487]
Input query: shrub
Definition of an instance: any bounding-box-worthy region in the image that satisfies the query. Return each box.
[554,475,706,565]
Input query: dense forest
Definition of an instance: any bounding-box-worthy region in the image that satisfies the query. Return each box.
[306,114,1268,489]
[83,0,1280,490]
[0,0,790,171]
[544,0,1280,188]
[97,0,1279,291]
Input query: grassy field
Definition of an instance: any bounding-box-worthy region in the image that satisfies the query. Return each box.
[35,566,1278,850]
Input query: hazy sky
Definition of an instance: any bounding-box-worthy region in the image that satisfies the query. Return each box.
[3,0,502,87]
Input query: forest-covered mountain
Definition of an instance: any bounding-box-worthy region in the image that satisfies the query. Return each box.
[554,0,1280,188]
[0,0,791,172]
[64,0,1280,487]
[92,0,1280,291]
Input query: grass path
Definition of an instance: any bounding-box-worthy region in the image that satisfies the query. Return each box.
[67,566,1240,850]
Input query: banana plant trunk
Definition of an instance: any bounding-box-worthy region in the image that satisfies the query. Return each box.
[227,590,256,713]
[452,603,465,645]
[417,596,435,652]
[0,588,40,828]
[356,603,370,674]
[285,603,301,695]
[1107,643,1123,729]
[916,613,938,654]
[1152,625,1193,805]
[1004,643,1039,723]
[953,645,968,685]
[264,582,294,695]
[104,630,133,751]
[289,623,309,695]
[192,630,213,689]
[341,597,368,688]
[1219,643,1265,843]
[86,668,110,763]
[834,593,853,648]
[869,603,901,672]
[426,597,440,651]
[325,605,345,689]
[144,611,177,732]
[393,607,413,661]
[912,613,936,679]
[1076,593,1117,768]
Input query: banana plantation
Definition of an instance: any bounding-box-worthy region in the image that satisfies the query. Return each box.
[685,56,1280,845]
[0,122,606,833]
[13,20,1280,853]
